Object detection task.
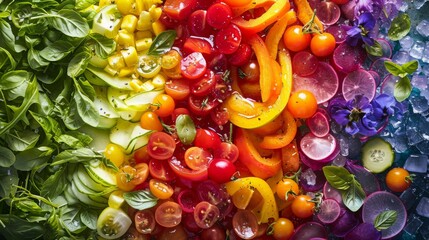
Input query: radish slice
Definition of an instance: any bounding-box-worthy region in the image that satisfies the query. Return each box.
[323,182,343,205]
[345,161,380,195]
[331,209,359,237]
[342,69,376,101]
[290,222,327,240]
[292,51,319,77]
[370,57,390,80]
[293,62,339,104]
[317,199,341,224]
[306,111,330,137]
[362,191,407,239]
[345,223,382,240]
[300,133,338,161]
[333,42,366,73]
[326,24,347,44]
[368,38,393,61]
[315,2,341,25]
[368,70,381,86]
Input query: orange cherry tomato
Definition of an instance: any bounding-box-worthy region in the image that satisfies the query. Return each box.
[272,218,294,240]
[287,90,318,118]
[116,164,149,192]
[291,195,315,218]
[386,168,412,192]
[152,94,176,117]
[283,25,311,52]
[310,32,336,57]
[276,178,300,202]
[140,111,164,131]
[149,179,174,199]
[133,145,150,164]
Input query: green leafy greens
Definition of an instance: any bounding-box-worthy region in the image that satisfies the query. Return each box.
[384,60,418,102]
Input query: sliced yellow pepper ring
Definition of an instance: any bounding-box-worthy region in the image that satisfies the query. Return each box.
[226,177,279,223]
[259,109,297,149]
[224,42,292,129]
[232,0,291,34]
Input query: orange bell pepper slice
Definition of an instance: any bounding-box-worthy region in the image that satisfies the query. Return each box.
[293,0,324,32]
[231,0,276,16]
[234,128,281,179]
[265,9,297,59]
[259,109,297,149]
[232,0,291,34]
[224,41,293,129]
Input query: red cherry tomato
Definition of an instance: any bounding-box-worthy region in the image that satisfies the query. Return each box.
[168,156,208,181]
[208,158,237,183]
[194,128,222,149]
[193,201,220,229]
[214,142,239,163]
[183,37,213,55]
[239,60,260,82]
[207,2,233,29]
[330,0,350,4]
[228,43,252,66]
[163,0,197,20]
[190,71,216,96]
[172,108,191,123]
[210,105,230,126]
[181,52,207,80]
[134,209,156,234]
[215,24,242,54]
[149,158,176,181]
[187,10,213,36]
[147,132,176,160]
[200,224,226,240]
[165,79,190,101]
[188,94,219,116]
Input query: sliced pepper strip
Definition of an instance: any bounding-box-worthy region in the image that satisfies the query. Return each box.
[225,177,279,223]
[265,9,297,59]
[249,35,273,103]
[234,128,281,179]
[259,109,297,149]
[224,42,292,129]
[232,0,291,34]
[293,0,324,32]
[232,0,276,16]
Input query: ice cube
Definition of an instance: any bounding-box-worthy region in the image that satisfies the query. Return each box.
[421,224,429,240]
[301,168,316,186]
[392,51,411,64]
[416,20,429,38]
[413,0,428,9]
[416,197,429,218]
[396,0,409,12]
[410,94,429,113]
[411,75,428,90]
[410,41,425,59]
[332,154,347,167]
[416,140,429,154]
[406,126,424,145]
[404,215,424,235]
[423,42,429,63]
[339,136,349,156]
[400,188,421,210]
[400,36,415,50]
[404,155,428,173]
[421,89,429,101]
[422,64,429,76]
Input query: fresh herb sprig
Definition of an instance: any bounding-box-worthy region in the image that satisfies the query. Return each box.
[384,60,419,102]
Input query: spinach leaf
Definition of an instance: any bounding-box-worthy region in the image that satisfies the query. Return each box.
[322,166,353,190]
[374,210,397,230]
[60,205,86,234]
[147,30,176,55]
[0,214,45,240]
[68,50,91,78]
[5,128,40,152]
[123,190,158,210]
[40,166,67,199]
[27,48,50,70]
[0,19,26,53]
[40,40,75,61]
[0,47,17,71]
[0,76,39,136]
[0,70,30,90]
[73,84,99,127]
[0,146,15,167]
[0,167,19,198]
[47,9,90,38]
[14,147,53,171]
[52,148,103,165]
[88,33,116,59]
[80,209,98,230]
[176,114,196,145]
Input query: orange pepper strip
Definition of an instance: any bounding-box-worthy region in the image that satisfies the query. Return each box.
[251,114,284,135]
[265,9,297,59]
[232,0,291,34]
[232,0,276,16]
[293,0,324,32]
[234,128,282,179]
[281,140,301,174]
[259,110,297,149]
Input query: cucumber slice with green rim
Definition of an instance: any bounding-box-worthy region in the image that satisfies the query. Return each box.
[362,137,394,173]
[86,66,133,90]
[110,119,152,154]
[85,160,117,187]
[94,86,120,119]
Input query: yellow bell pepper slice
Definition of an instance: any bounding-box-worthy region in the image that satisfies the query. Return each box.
[226,177,279,223]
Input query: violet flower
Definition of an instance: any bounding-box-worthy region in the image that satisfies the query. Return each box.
[371,94,402,121]
[344,12,376,46]
[328,95,378,136]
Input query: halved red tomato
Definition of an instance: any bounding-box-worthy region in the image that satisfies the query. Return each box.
[190,71,216,96]
[168,156,208,181]
[163,0,197,20]
[183,37,213,55]
[147,132,176,160]
[165,79,190,101]
[181,52,207,80]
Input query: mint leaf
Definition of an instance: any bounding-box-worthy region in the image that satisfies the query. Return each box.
[123,190,158,210]
[374,210,397,230]
[388,13,411,41]
[402,60,419,75]
[384,61,403,76]
[322,166,353,191]
[147,30,176,56]
[341,178,366,212]
[394,77,412,102]
[365,40,383,57]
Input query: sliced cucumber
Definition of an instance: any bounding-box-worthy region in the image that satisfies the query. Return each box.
[73,170,114,198]
[362,137,394,173]
[76,165,107,192]
[69,180,106,208]
[84,160,117,187]
[79,125,111,153]
[84,70,108,86]
[97,117,117,129]
[124,89,164,111]
[72,177,108,204]
[94,86,120,119]
[110,119,152,154]
[64,184,79,205]
[86,66,133,90]
[107,87,142,120]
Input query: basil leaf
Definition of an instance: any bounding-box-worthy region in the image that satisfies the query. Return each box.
[388,13,411,41]
[123,190,158,210]
[0,47,17,71]
[68,50,91,78]
[0,167,19,198]
[0,146,15,167]
[14,147,52,171]
[176,114,196,145]
[0,214,45,240]
[374,210,398,230]
[60,206,86,234]
[52,148,103,165]
[0,70,31,90]
[40,166,67,199]
[88,33,116,59]
[365,40,383,57]
[322,166,353,190]
[341,178,365,212]
[402,60,419,75]
[0,19,26,53]
[80,210,98,230]
[394,76,412,102]
[5,128,39,152]
[48,9,90,38]
[147,30,176,55]
[40,40,75,61]
[384,61,403,76]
